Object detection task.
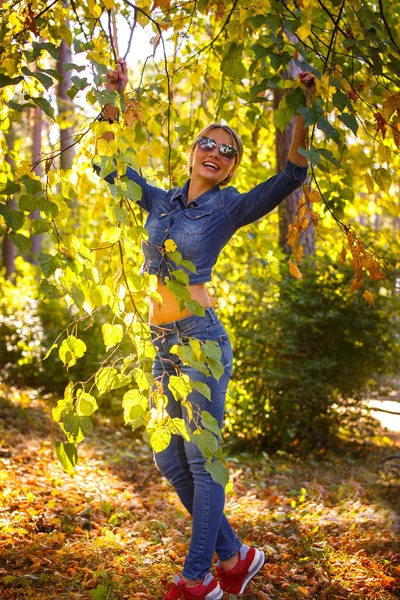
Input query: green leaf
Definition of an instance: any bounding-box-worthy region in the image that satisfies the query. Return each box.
[38,252,65,277]
[89,584,109,600]
[191,429,218,459]
[205,459,229,488]
[184,299,205,316]
[122,389,147,426]
[38,279,62,299]
[19,195,58,218]
[0,74,23,89]
[202,340,222,362]
[0,204,25,230]
[21,176,43,195]
[31,96,55,120]
[166,279,190,301]
[297,147,322,165]
[338,112,358,135]
[32,71,54,90]
[31,219,53,235]
[52,397,73,423]
[372,167,392,192]
[169,417,191,441]
[285,87,306,112]
[150,427,171,453]
[192,381,211,401]
[63,63,86,73]
[59,335,87,368]
[62,413,92,442]
[201,410,222,438]
[172,269,189,285]
[95,367,117,395]
[167,250,182,265]
[9,232,31,253]
[105,205,128,225]
[317,117,339,140]
[71,75,89,91]
[274,101,294,132]
[7,100,36,112]
[124,178,142,202]
[55,442,78,476]
[332,90,350,112]
[76,392,98,417]
[180,259,197,273]
[0,180,21,196]
[102,323,124,351]
[318,148,341,167]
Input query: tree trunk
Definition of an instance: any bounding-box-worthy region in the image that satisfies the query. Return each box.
[276,41,315,256]
[57,38,75,171]
[30,107,42,261]
[2,130,16,278]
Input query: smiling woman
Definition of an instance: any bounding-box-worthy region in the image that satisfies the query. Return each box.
[94,58,316,599]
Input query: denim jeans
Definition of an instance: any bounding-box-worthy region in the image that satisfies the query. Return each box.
[150,307,242,580]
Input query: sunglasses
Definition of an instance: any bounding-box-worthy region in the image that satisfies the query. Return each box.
[197,136,238,161]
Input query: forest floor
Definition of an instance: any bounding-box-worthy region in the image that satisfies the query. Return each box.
[0,384,399,600]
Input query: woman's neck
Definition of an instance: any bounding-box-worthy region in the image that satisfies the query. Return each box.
[187,178,216,204]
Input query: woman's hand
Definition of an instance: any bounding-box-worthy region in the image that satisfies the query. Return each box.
[106,58,128,95]
[299,71,317,100]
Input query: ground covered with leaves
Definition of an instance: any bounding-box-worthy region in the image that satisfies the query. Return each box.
[0,385,399,600]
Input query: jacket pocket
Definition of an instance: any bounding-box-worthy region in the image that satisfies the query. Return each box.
[181,209,212,235]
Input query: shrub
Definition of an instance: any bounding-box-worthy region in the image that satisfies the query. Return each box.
[223,255,400,453]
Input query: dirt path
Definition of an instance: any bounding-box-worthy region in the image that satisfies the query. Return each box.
[0,386,399,599]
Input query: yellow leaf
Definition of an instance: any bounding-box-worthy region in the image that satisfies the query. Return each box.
[287,224,300,248]
[299,201,308,221]
[164,239,177,253]
[378,142,391,164]
[363,290,375,306]
[190,69,202,86]
[309,210,318,227]
[297,22,312,40]
[308,189,323,203]
[103,0,114,8]
[88,0,102,18]
[295,245,304,264]
[382,91,400,122]
[16,161,34,178]
[97,138,118,157]
[340,245,347,264]
[151,139,163,159]
[137,147,149,166]
[364,172,375,193]
[349,277,363,293]
[289,259,302,280]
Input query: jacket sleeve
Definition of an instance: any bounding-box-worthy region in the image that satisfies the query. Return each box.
[224,160,308,230]
[92,164,165,213]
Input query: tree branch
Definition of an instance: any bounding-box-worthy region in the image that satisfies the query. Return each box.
[378,0,400,53]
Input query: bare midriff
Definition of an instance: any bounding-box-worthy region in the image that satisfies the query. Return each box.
[149,277,212,324]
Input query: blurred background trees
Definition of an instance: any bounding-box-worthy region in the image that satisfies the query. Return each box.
[0,0,399,456]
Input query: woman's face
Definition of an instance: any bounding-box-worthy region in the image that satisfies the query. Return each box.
[190,128,237,187]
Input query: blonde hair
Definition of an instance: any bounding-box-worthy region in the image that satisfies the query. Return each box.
[189,123,243,186]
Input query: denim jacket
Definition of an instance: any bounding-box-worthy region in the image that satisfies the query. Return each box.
[96,160,308,284]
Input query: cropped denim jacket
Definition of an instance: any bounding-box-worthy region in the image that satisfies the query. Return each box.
[96,160,308,284]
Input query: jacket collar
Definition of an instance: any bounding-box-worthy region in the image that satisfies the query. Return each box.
[171,180,221,207]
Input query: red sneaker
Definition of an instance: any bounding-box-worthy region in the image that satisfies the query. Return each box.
[215,545,266,595]
[163,573,223,600]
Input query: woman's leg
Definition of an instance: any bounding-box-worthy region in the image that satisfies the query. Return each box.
[151,311,242,581]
